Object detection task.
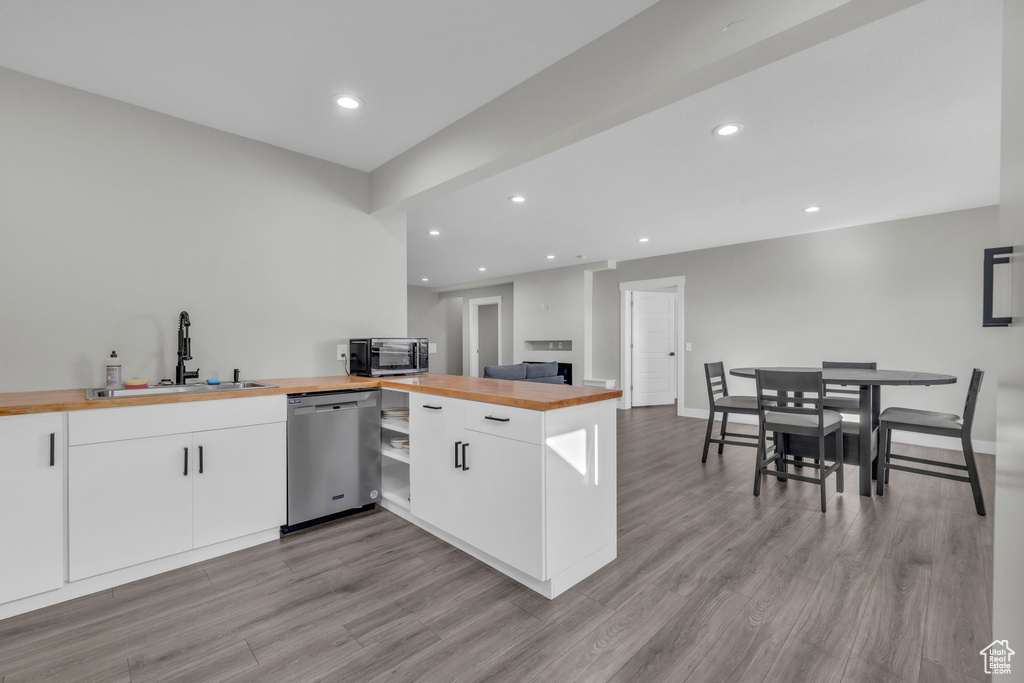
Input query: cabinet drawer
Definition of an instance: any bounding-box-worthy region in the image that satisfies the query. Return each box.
[463,402,542,445]
[69,395,285,445]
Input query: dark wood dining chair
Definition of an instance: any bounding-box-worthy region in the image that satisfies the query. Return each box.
[822,360,876,412]
[876,368,986,515]
[754,369,844,513]
[701,362,759,463]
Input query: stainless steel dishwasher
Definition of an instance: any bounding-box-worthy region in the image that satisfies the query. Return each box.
[284,389,381,532]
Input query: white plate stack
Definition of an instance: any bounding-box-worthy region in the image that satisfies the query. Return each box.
[389,436,410,451]
[382,407,410,423]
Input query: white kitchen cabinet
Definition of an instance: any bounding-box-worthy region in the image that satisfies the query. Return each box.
[68,396,287,581]
[409,395,545,578]
[409,395,465,538]
[0,413,64,605]
[462,432,543,578]
[386,392,618,598]
[192,422,286,548]
[69,433,194,581]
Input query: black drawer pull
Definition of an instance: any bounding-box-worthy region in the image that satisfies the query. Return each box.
[199,445,204,474]
[462,442,469,471]
[184,447,189,476]
[454,441,462,469]
[423,404,443,410]
[49,432,55,467]
[484,416,510,423]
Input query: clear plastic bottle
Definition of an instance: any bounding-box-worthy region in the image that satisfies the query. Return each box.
[105,351,122,389]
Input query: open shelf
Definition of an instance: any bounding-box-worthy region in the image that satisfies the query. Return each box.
[381,418,410,435]
[381,487,410,511]
[382,457,410,510]
[382,444,410,464]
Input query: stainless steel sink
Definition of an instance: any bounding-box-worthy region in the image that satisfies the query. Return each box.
[86,381,277,400]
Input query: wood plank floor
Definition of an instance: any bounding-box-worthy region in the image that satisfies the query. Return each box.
[0,406,995,682]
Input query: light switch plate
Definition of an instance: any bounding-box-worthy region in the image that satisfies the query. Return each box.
[685,342,692,351]
[337,344,348,361]
[429,342,438,354]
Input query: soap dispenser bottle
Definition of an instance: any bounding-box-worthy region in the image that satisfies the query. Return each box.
[105,351,122,389]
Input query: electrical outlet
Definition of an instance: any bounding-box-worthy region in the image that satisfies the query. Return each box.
[685,342,692,352]
[337,344,348,361]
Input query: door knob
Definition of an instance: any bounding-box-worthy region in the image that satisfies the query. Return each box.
[669,352,676,356]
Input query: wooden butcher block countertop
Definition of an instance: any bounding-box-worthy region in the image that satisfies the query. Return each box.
[0,374,621,416]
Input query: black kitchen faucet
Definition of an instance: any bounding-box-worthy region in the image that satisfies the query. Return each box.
[175,311,200,385]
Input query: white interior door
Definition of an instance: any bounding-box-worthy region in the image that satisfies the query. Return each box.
[631,291,677,406]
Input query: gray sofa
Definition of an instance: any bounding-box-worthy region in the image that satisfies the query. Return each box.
[483,362,565,384]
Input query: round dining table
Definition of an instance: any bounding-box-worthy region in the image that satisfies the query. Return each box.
[729,367,957,496]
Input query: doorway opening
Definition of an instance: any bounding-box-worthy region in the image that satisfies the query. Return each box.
[619,276,685,416]
[468,295,502,377]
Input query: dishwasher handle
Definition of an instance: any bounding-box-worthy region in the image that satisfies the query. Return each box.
[315,402,359,413]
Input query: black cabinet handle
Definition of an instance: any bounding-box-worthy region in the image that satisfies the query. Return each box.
[454,441,462,469]
[423,404,442,410]
[462,442,469,471]
[184,447,189,476]
[49,432,55,467]
[484,415,510,423]
[199,445,204,474]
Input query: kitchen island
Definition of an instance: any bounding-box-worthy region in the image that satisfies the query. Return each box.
[0,374,620,618]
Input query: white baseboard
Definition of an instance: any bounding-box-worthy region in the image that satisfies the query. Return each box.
[0,528,280,621]
[679,408,995,455]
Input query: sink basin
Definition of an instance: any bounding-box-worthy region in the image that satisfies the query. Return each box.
[86,381,277,400]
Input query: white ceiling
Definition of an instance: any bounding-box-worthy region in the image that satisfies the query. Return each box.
[408,0,1003,287]
[0,0,659,172]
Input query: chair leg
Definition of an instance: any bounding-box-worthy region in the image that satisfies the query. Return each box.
[961,433,987,516]
[883,423,892,485]
[718,413,729,455]
[702,410,716,463]
[819,433,827,513]
[877,423,890,495]
[753,425,765,497]
[835,427,844,494]
[775,431,787,482]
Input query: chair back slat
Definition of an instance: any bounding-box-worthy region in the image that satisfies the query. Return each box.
[756,369,827,422]
[704,362,730,404]
[822,361,876,397]
[961,368,985,433]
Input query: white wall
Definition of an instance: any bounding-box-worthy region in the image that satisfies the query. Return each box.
[993,0,1024,668]
[592,207,1001,441]
[437,284,514,374]
[0,67,407,391]
[513,263,593,382]
[407,285,462,375]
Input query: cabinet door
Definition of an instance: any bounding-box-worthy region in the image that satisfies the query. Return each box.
[0,413,64,604]
[409,396,465,538]
[463,432,544,579]
[69,433,193,581]
[192,422,286,548]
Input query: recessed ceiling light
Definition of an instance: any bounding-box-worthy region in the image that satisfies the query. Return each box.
[333,94,363,109]
[638,237,650,243]
[428,230,440,236]
[803,206,821,213]
[509,195,526,203]
[546,255,555,259]
[478,267,487,271]
[712,123,744,136]
[421,278,429,282]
